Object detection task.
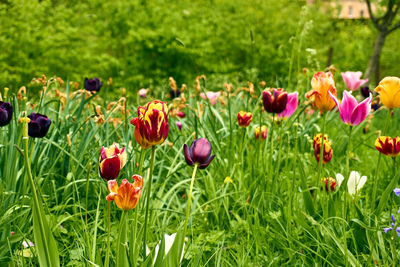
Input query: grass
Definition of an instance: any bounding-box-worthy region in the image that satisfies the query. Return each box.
[0,75,399,266]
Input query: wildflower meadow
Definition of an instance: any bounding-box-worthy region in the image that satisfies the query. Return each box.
[1,0,400,266]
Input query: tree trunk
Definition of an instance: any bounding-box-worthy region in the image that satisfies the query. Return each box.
[365,31,387,85]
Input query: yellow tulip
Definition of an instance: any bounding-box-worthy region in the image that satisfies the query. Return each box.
[374,77,400,109]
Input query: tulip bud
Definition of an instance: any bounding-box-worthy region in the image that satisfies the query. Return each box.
[84,78,102,92]
[27,113,51,138]
[360,86,371,99]
[321,177,337,192]
[237,111,252,127]
[313,134,333,164]
[177,111,185,118]
[262,88,288,114]
[99,143,127,181]
[254,126,268,140]
[375,136,400,157]
[106,175,143,210]
[183,138,215,169]
[0,101,13,127]
[176,121,182,131]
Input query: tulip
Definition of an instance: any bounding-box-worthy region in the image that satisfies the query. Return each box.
[200,91,220,106]
[146,233,185,265]
[183,138,215,169]
[27,113,51,138]
[305,71,337,113]
[329,90,372,126]
[336,171,367,196]
[360,86,371,98]
[321,177,337,192]
[0,101,13,127]
[277,92,298,118]
[106,175,143,210]
[374,77,400,109]
[254,126,268,140]
[341,71,368,91]
[262,88,288,114]
[84,78,102,92]
[237,111,252,127]
[176,121,182,131]
[177,111,185,118]
[130,100,169,148]
[313,133,333,164]
[375,136,400,157]
[99,143,128,181]
[138,88,148,98]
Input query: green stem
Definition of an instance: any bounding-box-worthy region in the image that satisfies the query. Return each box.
[371,108,392,209]
[143,146,156,258]
[116,210,128,267]
[183,164,198,241]
[22,119,52,267]
[317,112,327,186]
[104,201,111,267]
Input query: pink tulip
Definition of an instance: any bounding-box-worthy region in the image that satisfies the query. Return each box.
[200,91,221,105]
[329,90,372,126]
[176,121,182,131]
[277,92,298,118]
[341,71,368,91]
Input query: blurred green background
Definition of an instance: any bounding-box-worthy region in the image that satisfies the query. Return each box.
[1,0,399,95]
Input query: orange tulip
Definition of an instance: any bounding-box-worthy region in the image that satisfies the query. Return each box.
[306,71,337,113]
[106,175,143,211]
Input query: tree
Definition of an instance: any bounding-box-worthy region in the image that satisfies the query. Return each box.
[365,0,400,84]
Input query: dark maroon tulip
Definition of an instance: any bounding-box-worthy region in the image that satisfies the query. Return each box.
[170,89,181,99]
[360,86,371,99]
[84,78,102,92]
[0,101,13,127]
[262,88,288,114]
[183,138,215,169]
[28,113,51,138]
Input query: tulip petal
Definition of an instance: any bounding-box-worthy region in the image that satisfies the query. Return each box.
[99,156,121,181]
[199,155,215,169]
[348,171,360,196]
[183,144,194,166]
[336,173,345,187]
[350,94,372,125]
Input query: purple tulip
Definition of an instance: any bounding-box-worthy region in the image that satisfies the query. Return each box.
[394,188,400,196]
[183,138,215,169]
[329,90,372,126]
[0,101,13,127]
[341,71,368,91]
[360,86,371,98]
[28,113,51,138]
[176,121,182,131]
[84,78,102,92]
[277,92,298,118]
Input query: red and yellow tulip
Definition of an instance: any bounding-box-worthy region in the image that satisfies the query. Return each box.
[375,136,400,157]
[106,175,143,210]
[237,111,252,127]
[130,100,169,148]
[99,143,127,181]
[313,133,333,164]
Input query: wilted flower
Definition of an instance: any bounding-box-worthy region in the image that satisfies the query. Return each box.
[341,71,368,91]
[130,100,169,148]
[277,92,298,118]
[237,111,252,127]
[306,71,337,113]
[321,177,337,192]
[200,91,221,106]
[0,101,13,127]
[138,88,148,98]
[374,77,400,109]
[329,90,372,126]
[106,176,143,211]
[99,143,127,181]
[254,126,268,140]
[336,171,367,196]
[313,133,333,164]
[375,136,400,157]
[262,88,288,114]
[176,121,182,131]
[183,138,215,169]
[84,78,102,92]
[27,113,51,138]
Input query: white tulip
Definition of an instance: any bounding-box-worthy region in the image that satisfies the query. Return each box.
[335,171,367,196]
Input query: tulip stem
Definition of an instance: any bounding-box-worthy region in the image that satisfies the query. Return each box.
[143,146,156,259]
[105,201,111,267]
[183,164,198,246]
[116,210,128,267]
[317,112,327,187]
[371,108,392,209]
